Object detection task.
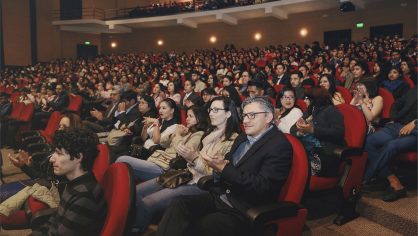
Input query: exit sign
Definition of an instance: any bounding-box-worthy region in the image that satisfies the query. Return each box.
[356,22,364,29]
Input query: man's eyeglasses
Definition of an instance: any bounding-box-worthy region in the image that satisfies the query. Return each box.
[242,112,268,120]
[208,107,226,113]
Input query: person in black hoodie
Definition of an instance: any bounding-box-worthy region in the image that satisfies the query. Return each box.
[291,87,345,177]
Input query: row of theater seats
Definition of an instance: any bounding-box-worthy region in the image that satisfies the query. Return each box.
[2,90,416,235]
[1,144,137,236]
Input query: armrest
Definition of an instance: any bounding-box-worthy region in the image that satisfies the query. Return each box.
[30,208,56,229]
[27,142,49,154]
[246,201,300,226]
[197,175,215,190]
[333,147,363,160]
[21,130,41,139]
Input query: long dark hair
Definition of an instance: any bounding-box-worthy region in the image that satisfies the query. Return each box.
[319,74,337,96]
[187,106,209,134]
[203,96,241,142]
[223,85,242,107]
[160,98,180,124]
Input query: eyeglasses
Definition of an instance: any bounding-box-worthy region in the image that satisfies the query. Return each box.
[242,112,268,120]
[281,96,295,100]
[208,107,226,113]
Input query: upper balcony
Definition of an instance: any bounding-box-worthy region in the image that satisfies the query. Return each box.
[52,0,369,34]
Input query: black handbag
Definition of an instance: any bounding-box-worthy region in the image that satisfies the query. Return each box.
[129,144,164,160]
[169,155,188,169]
[156,169,193,189]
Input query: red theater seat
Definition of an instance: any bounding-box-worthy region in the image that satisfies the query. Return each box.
[308,104,367,225]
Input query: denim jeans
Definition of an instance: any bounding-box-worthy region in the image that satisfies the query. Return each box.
[115,156,164,181]
[363,122,417,182]
[135,178,205,233]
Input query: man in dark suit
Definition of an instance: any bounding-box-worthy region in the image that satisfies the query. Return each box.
[83,89,121,133]
[273,63,290,86]
[157,96,293,236]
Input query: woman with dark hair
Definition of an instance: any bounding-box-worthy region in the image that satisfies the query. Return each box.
[291,87,345,177]
[134,97,240,234]
[184,93,204,108]
[151,83,166,107]
[319,74,345,105]
[206,74,220,94]
[350,81,383,134]
[381,67,410,100]
[116,106,209,181]
[275,87,303,133]
[372,61,387,85]
[222,85,242,110]
[139,98,179,151]
[166,81,181,104]
[400,60,417,85]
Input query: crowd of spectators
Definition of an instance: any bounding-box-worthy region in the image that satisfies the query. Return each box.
[0,34,417,234]
[125,0,257,19]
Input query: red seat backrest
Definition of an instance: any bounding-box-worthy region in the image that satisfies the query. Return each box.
[93,144,111,182]
[180,108,187,126]
[279,134,309,203]
[18,103,35,122]
[10,92,21,103]
[274,84,285,93]
[68,94,83,112]
[9,102,25,120]
[336,86,353,104]
[296,99,307,112]
[100,163,135,236]
[336,104,366,148]
[378,88,394,120]
[43,111,62,137]
[5,87,14,95]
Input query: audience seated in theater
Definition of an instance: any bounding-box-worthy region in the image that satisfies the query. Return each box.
[157,96,292,236]
[371,61,387,86]
[133,97,240,234]
[319,74,345,105]
[32,84,69,129]
[83,89,121,133]
[1,112,83,203]
[274,87,303,134]
[380,67,410,100]
[116,106,208,181]
[291,87,345,176]
[30,129,107,235]
[166,81,181,105]
[350,81,383,134]
[289,71,305,99]
[363,88,417,202]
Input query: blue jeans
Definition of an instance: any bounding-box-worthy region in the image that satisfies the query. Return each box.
[135,178,205,233]
[363,122,417,182]
[115,156,164,181]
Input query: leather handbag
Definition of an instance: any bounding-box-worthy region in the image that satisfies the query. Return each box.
[156,169,192,189]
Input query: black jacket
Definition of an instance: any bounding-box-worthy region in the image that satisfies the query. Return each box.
[216,126,292,213]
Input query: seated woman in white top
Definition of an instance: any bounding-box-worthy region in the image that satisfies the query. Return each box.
[141,98,179,150]
[116,106,209,181]
[274,87,303,133]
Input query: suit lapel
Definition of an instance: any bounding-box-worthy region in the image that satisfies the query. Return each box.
[225,133,247,161]
[235,127,277,167]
